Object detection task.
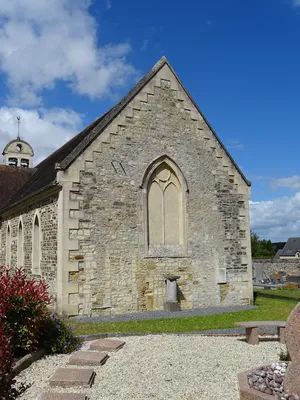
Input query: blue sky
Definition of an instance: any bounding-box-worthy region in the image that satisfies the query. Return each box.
[0,0,300,241]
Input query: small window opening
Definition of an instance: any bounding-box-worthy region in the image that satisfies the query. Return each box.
[8,157,18,167]
[32,215,41,274]
[6,225,11,267]
[21,158,29,168]
[18,221,24,267]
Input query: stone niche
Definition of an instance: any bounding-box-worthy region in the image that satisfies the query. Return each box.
[164,275,181,312]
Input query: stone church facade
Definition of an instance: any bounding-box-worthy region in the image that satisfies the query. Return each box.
[0,57,253,316]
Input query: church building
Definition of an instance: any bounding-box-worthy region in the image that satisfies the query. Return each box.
[0,57,253,316]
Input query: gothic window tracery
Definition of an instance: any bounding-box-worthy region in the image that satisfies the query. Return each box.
[148,162,183,246]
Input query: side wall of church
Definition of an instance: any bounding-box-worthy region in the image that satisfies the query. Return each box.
[0,196,58,305]
[57,64,252,316]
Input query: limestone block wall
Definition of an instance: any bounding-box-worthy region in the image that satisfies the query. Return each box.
[59,64,252,316]
[0,196,58,303]
[253,259,300,279]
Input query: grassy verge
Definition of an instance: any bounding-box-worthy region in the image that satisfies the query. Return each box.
[254,289,300,299]
[74,297,297,335]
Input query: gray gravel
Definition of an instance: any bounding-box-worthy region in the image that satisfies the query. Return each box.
[15,335,286,400]
[72,304,256,323]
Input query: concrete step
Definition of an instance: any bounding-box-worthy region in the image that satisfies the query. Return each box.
[49,367,95,388]
[89,338,125,352]
[41,393,88,400]
[68,351,109,366]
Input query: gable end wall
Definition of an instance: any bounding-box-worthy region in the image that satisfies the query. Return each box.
[57,64,253,316]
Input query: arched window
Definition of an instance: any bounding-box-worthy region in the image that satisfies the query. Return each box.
[6,224,11,266]
[148,163,182,245]
[32,214,41,274]
[17,220,24,267]
[142,156,187,255]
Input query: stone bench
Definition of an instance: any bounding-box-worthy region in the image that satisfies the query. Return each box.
[235,321,287,345]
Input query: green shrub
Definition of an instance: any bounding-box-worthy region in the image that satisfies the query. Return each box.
[279,349,291,361]
[0,324,28,400]
[39,313,83,354]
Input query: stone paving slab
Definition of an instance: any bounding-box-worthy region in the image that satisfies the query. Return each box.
[89,339,125,351]
[49,367,95,388]
[73,305,256,324]
[68,351,109,366]
[41,393,88,400]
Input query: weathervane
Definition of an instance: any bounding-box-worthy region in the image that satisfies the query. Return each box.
[17,116,21,140]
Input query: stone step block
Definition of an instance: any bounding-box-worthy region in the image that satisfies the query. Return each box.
[89,338,125,352]
[68,351,109,366]
[41,393,88,400]
[49,367,95,388]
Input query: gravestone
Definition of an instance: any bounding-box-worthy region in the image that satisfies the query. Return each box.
[284,302,300,395]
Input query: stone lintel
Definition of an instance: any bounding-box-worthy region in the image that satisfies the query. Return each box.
[164,275,180,281]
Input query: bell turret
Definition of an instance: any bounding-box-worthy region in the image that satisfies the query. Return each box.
[2,117,34,168]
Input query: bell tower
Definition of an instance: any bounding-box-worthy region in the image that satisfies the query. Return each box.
[2,117,34,168]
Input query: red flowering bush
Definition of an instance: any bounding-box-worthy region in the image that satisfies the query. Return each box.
[0,266,51,355]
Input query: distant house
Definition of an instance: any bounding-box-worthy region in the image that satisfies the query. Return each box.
[276,238,300,260]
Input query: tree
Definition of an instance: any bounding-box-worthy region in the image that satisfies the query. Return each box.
[251,231,275,259]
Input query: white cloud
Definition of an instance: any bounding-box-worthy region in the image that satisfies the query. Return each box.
[272,175,300,190]
[227,140,244,150]
[0,106,83,164]
[141,39,148,52]
[0,0,136,106]
[105,0,112,9]
[294,0,300,6]
[250,192,300,241]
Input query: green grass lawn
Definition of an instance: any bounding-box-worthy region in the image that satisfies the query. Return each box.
[254,289,300,299]
[74,297,298,335]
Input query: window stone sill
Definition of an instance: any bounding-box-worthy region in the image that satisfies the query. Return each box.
[144,245,188,258]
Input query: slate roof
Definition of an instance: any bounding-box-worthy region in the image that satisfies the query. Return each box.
[1,56,251,213]
[0,165,36,210]
[280,237,300,257]
[272,249,283,261]
[6,114,107,210]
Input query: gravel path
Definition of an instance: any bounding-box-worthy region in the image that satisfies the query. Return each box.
[16,335,285,400]
[72,304,256,323]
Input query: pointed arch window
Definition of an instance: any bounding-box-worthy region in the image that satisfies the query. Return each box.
[17,220,24,267]
[6,224,11,266]
[32,214,41,274]
[148,163,182,245]
[142,156,188,256]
